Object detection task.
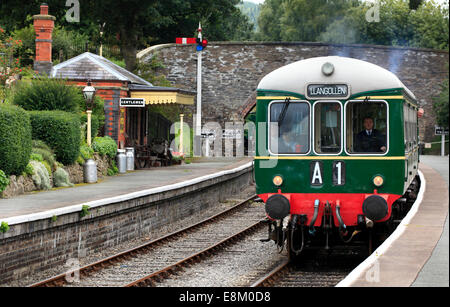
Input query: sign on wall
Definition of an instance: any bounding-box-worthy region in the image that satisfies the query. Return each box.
[120,98,145,107]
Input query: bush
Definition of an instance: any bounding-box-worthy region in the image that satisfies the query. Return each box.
[92,136,117,158]
[32,147,56,170]
[80,144,94,160]
[0,170,9,193]
[107,159,119,176]
[24,163,34,176]
[12,77,84,113]
[53,167,74,187]
[29,111,81,165]
[29,160,51,190]
[30,153,44,162]
[42,160,52,177]
[0,105,32,175]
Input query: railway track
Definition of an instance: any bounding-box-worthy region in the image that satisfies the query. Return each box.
[30,194,263,287]
[251,249,364,287]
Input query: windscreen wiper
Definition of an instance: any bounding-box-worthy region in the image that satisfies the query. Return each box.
[277,97,291,136]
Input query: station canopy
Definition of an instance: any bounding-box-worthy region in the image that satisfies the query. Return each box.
[129,84,195,105]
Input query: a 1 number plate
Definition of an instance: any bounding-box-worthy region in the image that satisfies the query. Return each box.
[332,161,345,186]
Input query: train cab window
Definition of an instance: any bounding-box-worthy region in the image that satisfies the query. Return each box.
[314,102,341,154]
[269,101,310,154]
[346,101,388,154]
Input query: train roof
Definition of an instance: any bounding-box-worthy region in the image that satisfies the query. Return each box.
[257,56,416,101]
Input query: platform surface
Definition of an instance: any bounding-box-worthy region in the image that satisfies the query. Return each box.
[412,155,449,287]
[345,155,449,287]
[0,158,252,219]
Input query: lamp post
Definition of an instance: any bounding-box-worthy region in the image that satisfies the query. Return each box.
[82,80,98,183]
[82,80,96,147]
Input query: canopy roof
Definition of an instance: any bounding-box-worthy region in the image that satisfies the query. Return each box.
[51,52,152,86]
[129,84,195,105]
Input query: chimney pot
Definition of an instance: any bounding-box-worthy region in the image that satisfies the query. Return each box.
[40,3,49,15]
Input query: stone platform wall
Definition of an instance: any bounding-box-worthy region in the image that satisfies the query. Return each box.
[0,165,253,284]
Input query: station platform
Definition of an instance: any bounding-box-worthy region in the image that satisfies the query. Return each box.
[0,157,252,220]
[338,155,449,287]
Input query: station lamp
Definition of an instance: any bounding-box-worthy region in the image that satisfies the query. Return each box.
[82,80,96,146]
[83,80,96,110]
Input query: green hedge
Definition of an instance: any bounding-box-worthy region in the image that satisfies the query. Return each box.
[29,111,81,165]
[0,105,32,175]
[92,136,117,158]
[12,77,84,113]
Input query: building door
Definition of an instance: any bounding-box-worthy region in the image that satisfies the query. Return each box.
[126,107,147,146]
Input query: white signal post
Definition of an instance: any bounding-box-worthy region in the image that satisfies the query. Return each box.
[196,23,202,139]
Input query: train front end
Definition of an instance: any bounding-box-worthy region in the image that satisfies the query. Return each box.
[254,56,419,257]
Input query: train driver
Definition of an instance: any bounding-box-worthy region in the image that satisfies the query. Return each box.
[354,116,386,153]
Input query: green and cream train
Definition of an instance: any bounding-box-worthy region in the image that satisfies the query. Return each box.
[254,56,420,256]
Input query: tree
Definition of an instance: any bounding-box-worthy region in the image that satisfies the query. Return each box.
[1,0,254,71]
[433,77,449,128]
[319,0,449,50]
[0,27,23,85]
[256,0,360,42]
[255,0,286,41]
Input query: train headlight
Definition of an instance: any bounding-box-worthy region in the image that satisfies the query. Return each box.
[322,62,334,76]
[373,175,384,187]
[273,175,283,186]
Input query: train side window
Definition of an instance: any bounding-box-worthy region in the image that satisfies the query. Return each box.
[314,102,341,154]
[404,104,410,152]
[346,101,387,154]
[408,106,414,147]
[412,107,418,146]
[269,101,310,154]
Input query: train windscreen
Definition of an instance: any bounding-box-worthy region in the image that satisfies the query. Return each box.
[269,101,310,154]
[346,101,388,154]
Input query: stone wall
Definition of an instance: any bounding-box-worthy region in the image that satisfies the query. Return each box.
[1,154,112,199]
[0,165,253,284]
[140,42,449,142]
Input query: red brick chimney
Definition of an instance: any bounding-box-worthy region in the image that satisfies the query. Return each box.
[33,3,55,75]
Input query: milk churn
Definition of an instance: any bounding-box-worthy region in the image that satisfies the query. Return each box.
[83,159,97,183]
[125,147,135,171]
[116,149,127,174]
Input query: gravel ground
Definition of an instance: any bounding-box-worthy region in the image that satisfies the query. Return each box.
[155,228,287,287]
[3,185,256,287]
[66,198,265,287]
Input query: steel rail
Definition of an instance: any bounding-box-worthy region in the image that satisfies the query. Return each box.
[250,259,290,287]
[29,194,257,287]
[125,219,265,287]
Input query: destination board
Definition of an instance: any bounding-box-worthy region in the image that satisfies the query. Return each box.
[306,84,349,99]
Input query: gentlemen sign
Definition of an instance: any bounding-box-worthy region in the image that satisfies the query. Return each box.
[307,84,348,99]
[120,98,145,107]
